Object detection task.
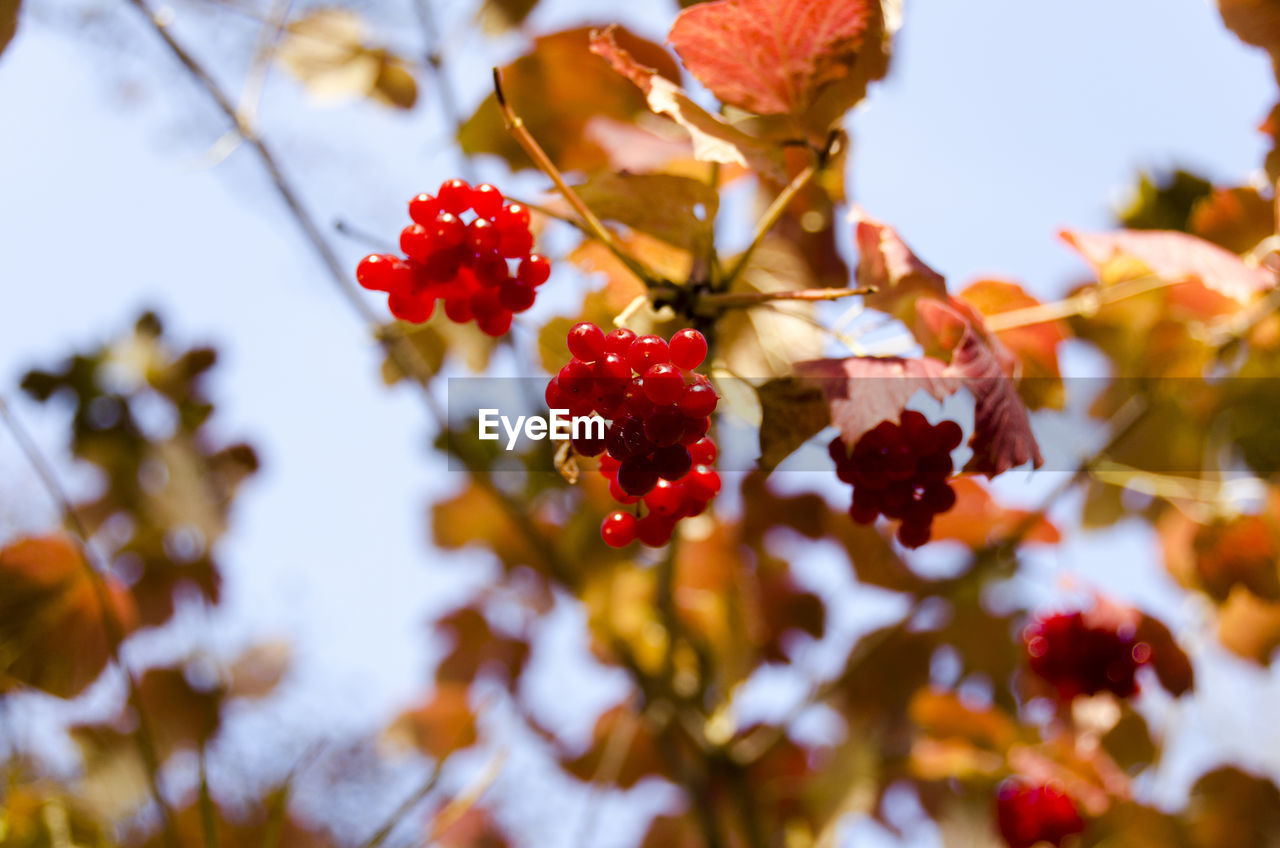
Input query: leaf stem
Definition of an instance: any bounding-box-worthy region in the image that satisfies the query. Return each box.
[982,273,1172,333]
[698,285,876,310]
[490,68,660,287]
[719,162,818,291]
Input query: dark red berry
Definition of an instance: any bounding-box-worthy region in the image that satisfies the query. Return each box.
[499,279,537,312]
[572,431,607,457]
[617,458,659,497]
[678,381,718,418]
[608,476,640,504]
[669,328,708,370]
[653,444,692,481]
[896,520,932,549]
[678,416,710,445]
[1023,611,1146,701]
[636,513,675,547]
[645,406,686,447]
[935,419,964,452]
[476,310,513,337]
[443,297,472,323]
[601,512,638,548]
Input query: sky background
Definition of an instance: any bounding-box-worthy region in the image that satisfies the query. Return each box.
[2,0,1279,845]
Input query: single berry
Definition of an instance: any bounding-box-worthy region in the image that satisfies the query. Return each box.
[470,183,505,219]
[643,363,685,406]
[636,513,675,547]
[356,254,408,293]
[896,519,932,549]
[408,193,440,226]
[431,212,465,249]
[679,416,710,445]
[617,458,659,497]
[437,179,471,214]
[400,224,433,263]
[685,465,721,501]
[603,328,637,357]
[689,437,717,465]
[572,431,606,457]
[645,480,686,517]
[608,476,640,504]
[628,335,670,374]
[601,512,638,548]
[496,202,531,233]
[499,279,536,312]
[935,419,964,452]
[678,381,718,418]
[499,227,534,258]
[653,444,692,481]
[388,291,434,324]
[644,406,686,447]
[567,322,607,363]
[466,218,500,254]
[518,254,551,286]
[669,328,708,370]
[477,310,513,337]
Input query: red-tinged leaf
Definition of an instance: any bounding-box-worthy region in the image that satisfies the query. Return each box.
[929,479,1060,547]
[668,0,875,116]
[1190,186,1276,254]
[389,683,478,761]
[435,606,529,686]
[1133,613,1195,696]
[853,206,949,318]
[590,25,783,177]
[0,534,136,699]
[958,279,1069,410]
[949,328,1045,475]
[793,354,960,447]
[1060,228,1274,303]
[461,26,681,173]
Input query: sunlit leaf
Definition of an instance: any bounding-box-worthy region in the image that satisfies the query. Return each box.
[929,478,1060,547]
[1216,585,1280,665]
[958,279,1068,410]
[388,683,478,761]
[572,172,719,252]
[277,10,417,110]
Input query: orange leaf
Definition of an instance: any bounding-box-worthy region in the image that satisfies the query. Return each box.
[929,479,1060,547]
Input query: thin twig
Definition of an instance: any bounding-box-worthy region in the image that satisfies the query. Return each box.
[720,163,818,291]
[333,218,397,253]
[0,397,182,848]
[982,272,1171,333]
[491,68,660,287]
[355,761,443,848]
[698,285,876,310]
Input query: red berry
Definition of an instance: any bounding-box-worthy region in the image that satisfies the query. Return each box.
[608,476,640,504]
[388,291,434,324]
[628,335,669,374]
[996,782,1085,848]
[518,254,551,286]
[678,381,718,418]
[437,179,471,214]
[685,465,720,500]
[545,379,568,410]
[477,309,513,337]
[499,279,537,312]
[622,382,654,418]
[470,183,504,219]
[1023,611,1146,701]
[499,227,534,258]
[443,297,473,323]
[935,419,964,452]
[356,254,408,293]
[678,416,710,445]
[645,480,686,517]
[567,322,606,363]
[599,453,620,474]
[466,218,500,254]
[896,520,932,549]
[400,224,432,262]
[644,406,686,447]
[409,193,440,225]
[430,212,465,249]
[594,353,631,383]
[643,363,685,406]
[636,513,675,547]
[496,202,531,233]
[617,458,659,496]
[653,444,692,481]
[603,328,637,357]
[572,430,607,457]
[849,501,879,524]
[470,288,502,321]
[689,437,717,465]
[472,253,508,288]
[669,328,707,370]
[601,511,638,548]
[606,417,650,461]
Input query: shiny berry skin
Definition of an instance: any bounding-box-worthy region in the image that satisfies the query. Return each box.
[470,183,504,219]
[594,353,631,383]
[689,437,717,465]
[601,512,638,548]
[678,381,718,418]
[608,476,640,504]
[465,218,500,254]
[636,513,675,547]
[518,254,551,286]
[935,419,964,451]
[567,322,606,363]
[679,416,710,445]
[499,227,534,258]
[437,179,471,214]
[995,782,1085,848]
[572,430,607,457]
[477,310,513,337]
[644,406,686,447]
[653,444,692,481]
[356,254,407,293]
[496,202,531,233]
[643,363,685,406]
[408,193,440,225]
[388,291,434,324]
[606,417,649,461]
[628,335,670,374]
[645,480,686,517]
[499,280,536,312]
[616,459,659,497]
[1023,611,1147,701]
[603,328,637,357]
[669,328,708,370]
[685,465,721,500]
[400,224,432,262]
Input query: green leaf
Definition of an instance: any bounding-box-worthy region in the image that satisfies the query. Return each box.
[573,172,719,252]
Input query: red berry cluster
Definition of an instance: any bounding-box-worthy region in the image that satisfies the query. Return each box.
[355,179,549,336]
[831,410,962,548]
[996,781,1085,848]
[1023,611,1150,701]
[545,323,720,548]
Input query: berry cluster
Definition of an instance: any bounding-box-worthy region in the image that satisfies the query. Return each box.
[545,323,720,548]
[996,781,1085,848]
[830,410,962,548]
[1023,611,1150,701]
[355,180,549,336]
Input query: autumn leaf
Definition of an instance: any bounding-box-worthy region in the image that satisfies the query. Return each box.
[1060,228,1274,303]
[475,0,538,35]
[958,279,1068,410]
[589,25,783,177]
[948,328,1045,475]
[463,26,681,173]
[560,705,669,789]
[1190,186,1276,254]
[668,0,889,129]
[929,478,1060,547]
[276,10,417,109]
[0,535,136,699]
[388,683,479,761]
[1,0,19,60]
[1217,0,1280,72]
[1187,766,1280,848]
[1216,585,1280,665]
[571,172,719,252]
[853,206,949,320]
[756,377,830,472]
[435,606,529,686]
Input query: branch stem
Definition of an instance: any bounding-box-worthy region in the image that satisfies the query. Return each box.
[720,163,817,290]
[699,285,876,310]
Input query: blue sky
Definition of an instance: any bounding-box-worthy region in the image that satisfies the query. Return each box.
[1,0,1278,845]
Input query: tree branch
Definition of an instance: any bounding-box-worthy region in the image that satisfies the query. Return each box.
[698,285,876,311]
